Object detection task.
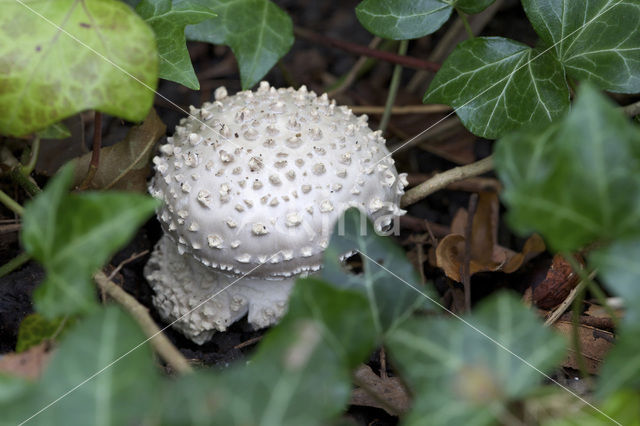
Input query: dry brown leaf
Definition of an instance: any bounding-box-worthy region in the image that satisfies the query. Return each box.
[553,320,614,374]
[435,192,545,282]
[70,109,166,192]
[530,254,582,309]
[0,342,53,380]
[350,364,410,416]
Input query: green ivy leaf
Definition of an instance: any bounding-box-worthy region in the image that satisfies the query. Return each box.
[355,0,496,40]
[523,0,640,93]
[160,278,376,425]
[185,0,294,89]
[494,84,640,252]
[35,123,71,140]
[388,291,566,426]
[21,164,158,317]
[16,314,76,353]
[597,326,640,399]
[1,306,160,426]
[424,37,569,139]
[322,208,429,336]
[355,0,453,40]
[590,239,640,325]
[136,0,216,90]
[0,0,158,137]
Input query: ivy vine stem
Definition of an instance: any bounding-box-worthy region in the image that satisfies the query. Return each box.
[456,8,474,39]
[379,40,409,133]
[0,189,24,216]
[21,137,40,176]
[0,252,31,278]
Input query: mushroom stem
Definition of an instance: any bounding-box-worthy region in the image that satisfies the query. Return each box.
[94,271,193,374]
[400,155,494,208]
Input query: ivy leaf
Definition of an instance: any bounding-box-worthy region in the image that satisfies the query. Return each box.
[355,0,496,40]
[590,239,640,325]
[0,0,158,137]
[136,0,216,89]
[16,314,76,353]
[185,0,294,89]
[2,306,160,426]
[160,278,376,425]
[388,291,566,426]
[523,0,640,93]
[424,37,569,139]
[355,0,453,40]
[21,164,158,317]
[494,84,640,252]
[322,208,429,336]
[545,389,640,426]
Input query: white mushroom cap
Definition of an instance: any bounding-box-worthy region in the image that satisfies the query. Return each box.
[150,82,407,279]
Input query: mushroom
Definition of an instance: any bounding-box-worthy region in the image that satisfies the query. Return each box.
[144,82,408,344]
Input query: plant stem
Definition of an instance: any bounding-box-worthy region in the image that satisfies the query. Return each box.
[79,111,102,190]
[456,8,474,39]
[349,104,451,115]
[94,271,193,374]
[21,137,40,176]
[0,252,31,278]
[570,285,589,377]
[0,189,24,216]
[9,167,41,196]
[562,254,619,328]
[401,155,494,207]
[379,40,409,133]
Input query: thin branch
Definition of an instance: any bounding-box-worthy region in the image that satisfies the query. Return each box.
[544,281,587,326]
[79,111,102,190]
[380,40,409,133]
[294,27,440,72]
[401,156,494,208]
[623,99,640,117]
[328,36,382,97]
[94,271,193,374]
[461,193,478,313]
[350,104,450,115]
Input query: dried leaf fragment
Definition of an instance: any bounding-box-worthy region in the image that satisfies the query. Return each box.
[435,191,545,281]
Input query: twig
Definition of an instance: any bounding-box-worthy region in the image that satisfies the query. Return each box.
[0,252,31,278]
[79,111,102,190]
[544,281,587,326]
[461,194,478,313]
[401,156,494,208]
[380,40,409,133]
[234,335,263,349]
[107,250,150,281]
[328,36,382,97]
[0,223,21,234]
[623,99,640,117]
[94,271,193,374]
[294,27,440,71]
[349,104,450,115]
[0,189,24,216]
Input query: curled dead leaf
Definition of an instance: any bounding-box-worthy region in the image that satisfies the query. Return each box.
[351,364,410,416]
[70,109,166,192]
[435,192,545,282]
[530,254,582,309]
